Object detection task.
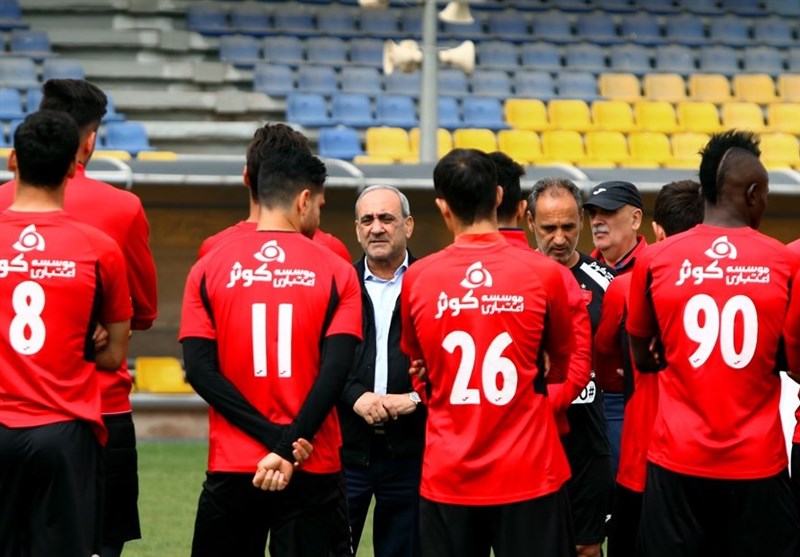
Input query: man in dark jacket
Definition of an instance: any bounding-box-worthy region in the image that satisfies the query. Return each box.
[338,185,425,557]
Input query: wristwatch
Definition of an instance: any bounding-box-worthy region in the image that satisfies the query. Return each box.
[409,391,421,405]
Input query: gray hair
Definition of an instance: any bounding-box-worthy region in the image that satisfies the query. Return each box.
[526,178,583,219]
[355,184,411,218]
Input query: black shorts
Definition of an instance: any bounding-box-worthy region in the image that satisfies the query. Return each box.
[792,443,800,517]
[0,420,100,557]
[191,469,350,557]
[419,487,576,557]
[100,412,141,544]
[606,483,642,557]
[563,451,612,545]
[638,463,800,557]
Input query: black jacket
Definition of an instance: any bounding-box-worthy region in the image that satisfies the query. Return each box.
[337,254,426,467]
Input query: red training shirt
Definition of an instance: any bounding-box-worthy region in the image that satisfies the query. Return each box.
[786,239,800,443]
[591,234,647,275]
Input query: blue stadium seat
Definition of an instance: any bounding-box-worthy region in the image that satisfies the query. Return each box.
[340,67,382,95]
[0,0,27,31]
[486,10,529,42]
[442,17,485,40]
[273,4,315,37]
[10,29,51,61]
[306,37,347,66]
[743,47,786,75]
[375,95,418,128]
[462,97,508,130]
[620,11,665,46]
[187,3,230,36]
[297,65,338,96]
[753,17,796,48]
[219,35,260,68]
[102,94,125,123]
[609,44,651,74]
[332,94,375,128]
[790,48,800,72]
[638,0,680,14]
[557,71,599,101]
[318,126,364,161]
[520,42,562,72]
[602,0,638,14]
[298,0,331,5]
[316,5,358,38]
[25,88,42,113]
[104,122,154,156]
[531,10,577,44]
[576,11,622,46]
[253,63,294,97]
[400,8,423,39]
[654,45,695,74]
[664,13,709,47]
[477,41,519,71]
[709,15,751,48]
[385,71,420,97]
[286,93,332,127]
[0,58,38,90]
[766,0,800,16]
[349,39,382,67]
[679,0,718,15]
[564,43,607,72]
[699,46,740,75]
[42,58,85,81]
[0,89,25,121]
[722,0,767,16]
[438,69,469,98]
[514,70,556,100]
[471,69,513,99]
[360,8,399,39]
[557,0,593,13]
[262,36,304,66]
[438,97,462,129]
[230,3,270,36]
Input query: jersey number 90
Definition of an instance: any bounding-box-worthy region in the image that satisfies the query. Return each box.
[682,294,758,369]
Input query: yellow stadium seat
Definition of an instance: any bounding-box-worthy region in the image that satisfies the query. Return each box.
[497,130,542,165]
[353,155,396,165]
[548,99,594,132]
[592,100,638,133]
[452,128,498,152]
[137,150,178,161]
[733,74,778,105]
[365,127,412,161]
[778,74,800,103]
[0,148,10,158]
[720,102,765,132]
[134,357,194,394]
[676,102,722,134]
[410,128,453,159]
[767,103,800,135]
[598,73,642,102]
[760,133,800,169]
[540,130,586,165]
[94,150,132,161]
[627,132,672,167]
[634,101,681,134]
[504,99,551,131]
[666,132,710,169]
[584,131,628,167]
[643,73,687,103]
[688,74,732,104]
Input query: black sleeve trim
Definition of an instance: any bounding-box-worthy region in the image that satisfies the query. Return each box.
[83,260,102,362]
[199,274,215,329]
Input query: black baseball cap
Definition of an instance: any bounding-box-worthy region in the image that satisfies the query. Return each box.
[584,181,643,211]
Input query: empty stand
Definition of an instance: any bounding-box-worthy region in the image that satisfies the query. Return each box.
[306,37,348,66]
[134,357,194,394]
[584,131,628,168]
[733,74,778,105]
[760,133,800,169]
[540,130,586,165]
[767,104,800,135]
[0,89,25,121]
[297,65,338,96]
[409,127,453,159]
[339,67,382,95]
[643,73,686,103]
[520,42,562,72]
[514,70,556,101]
[598,73,642,102]
[721,102,766,132]
[627,132,672,167]
[375,95,418,128]
[286,93,332,127]
[668,132,709,169]
[318,126,363,160]
[462,97,508,130]
[497,130,542,165]
[331,94,375,128]
[549,99,594,133]
[676,102,722,134]
[104,122,153,156]
[778,74,800,102]
[254,64,294,98]
[635,101,680,133]
[471,69,513,99]
[364,127,413,162]
[453,128,498,152]
[592,100,637,133]
[556,72,599,102]
[688,74,732,103]
[438,97,462,130]
[504,99,550,132]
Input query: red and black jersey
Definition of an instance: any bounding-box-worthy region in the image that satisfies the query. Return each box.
[627,225,800,480]
[0,210,131,445]
[313,228,351,262]
[591,234,648,275]
[1,167,157,415]
[198,220,256,259]
[401,232,572,505]
[179,230,362,474]
[786,239,800,443]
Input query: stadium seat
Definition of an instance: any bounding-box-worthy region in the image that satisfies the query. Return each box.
[709,16,751,48]
[532,10,576,44]
[635,101,681,133]
[286,93,332,127]
[219,35,260,68]
[504,99,550,131]
[442,17,485,41]
[350,39,383,67]
[273,4,315,37]
[743,47,785,76]
[471,70,513,99]
[557,0,594,13]
[306,37,347,66]
[520,42,562,72]
[680,0,721,14]
[689,74,732,103]
[576,11,622,46]
[676,102,722,134]
[186,3,230,36]
[549,99,594,132]
[767,103,800,135]
[487,10,530,42]
[462,98,508,131]
[318,126,364,161]
[620,12,665,46]
[438,97,462,129]
[759,133,800,169]
[627,131,671,167]
[385,71,421,97]
[364,127,413,161]
[102,94,125,123]
[331,94,375,128]
[765,0,800,16]
[609,44,652,74]
[10,29,51,61]
[410,128,453,159]
[0,0,27,31]
[654,45,695,75]
[540,130,587,165]
[598,73,642,102]
[339,67,382,96]
[564,43,607,73]
[477,41,520,71]
[699,46,740,75]
[584,131,628,167]
[297,66,338,96]
[254,64,294,98]
[778,74,800,102]
[667,132,710,169]
[316,4,358,38]
[230,3,270,36]
[359,8,399,39]
[720,102,765,132]
[556,72,599,102]
[375,95,418,128]
[592,100,637,132]
[352,155,396,165]
[104,122,154,156]
[0,89,25,121]
[134,357,194,394]
[262,36,304,66]
[400,8,423,38]
[453,128,498,152]
[664,13,709,47]
[722,0,767,17]
[514,71,556,101]
[497,130,542,164]
[639,0,680,13]
[790,48,800,72]
[753,17,796,48]
[733,74,777,104]
[25,89,42,113]
[643,73,686,103]
[41,58,85,81]
[438,69,469,98]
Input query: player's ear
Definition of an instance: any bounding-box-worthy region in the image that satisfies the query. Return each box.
[242,165,250,187]
[744,182,758,207]
[525,211,535,232]
[515,199,528,222]
[404,214,415,239]
[297,189,312,215]
[631,207,642,230]
[66,157,77,180]
[577,209,584,232]
[495,185,503,209]
[652,221,666,242]
[83,130,97,160]
[7,149,17,173]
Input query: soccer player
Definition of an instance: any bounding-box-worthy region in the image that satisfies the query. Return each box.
[597,180,704,557]
[787,237,800,511]
[0,110,131,557]
[627,130,800,556]
[401,149,576,557]
[526,175,617,557]
[0,79,158,557]
[179,144,362,557]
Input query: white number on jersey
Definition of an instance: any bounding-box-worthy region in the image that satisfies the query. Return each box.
[443,330,518,406]
[251,303,293,377]
[682,294,758,369]
[10,281,46,355]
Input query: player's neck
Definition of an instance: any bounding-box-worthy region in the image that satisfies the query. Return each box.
[453,219,499,238]
[256,207,300,233]
[10,182,65,212]
[703,205,751,229]
[246,200,259,223]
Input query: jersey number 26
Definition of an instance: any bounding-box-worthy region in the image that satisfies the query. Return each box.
[443,330,517,406]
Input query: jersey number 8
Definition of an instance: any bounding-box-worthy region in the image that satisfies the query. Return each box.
[10,281,46,356]
[443,330,517,406]
[682,294,758,369]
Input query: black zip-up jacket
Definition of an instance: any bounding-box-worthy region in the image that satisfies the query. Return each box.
[337,254,426,467]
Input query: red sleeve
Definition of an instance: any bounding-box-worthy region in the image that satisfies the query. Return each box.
[594,275,627,392]
[326,262,363,340]
[178,262,216,341]
[541,262,575,387]
[98,239,133,324]
[197,237,213,259]
[315,229,352,263]
[125,203,158,330]
[786,269,800,373]
[626,246,658,339]
[400,266,423,361]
